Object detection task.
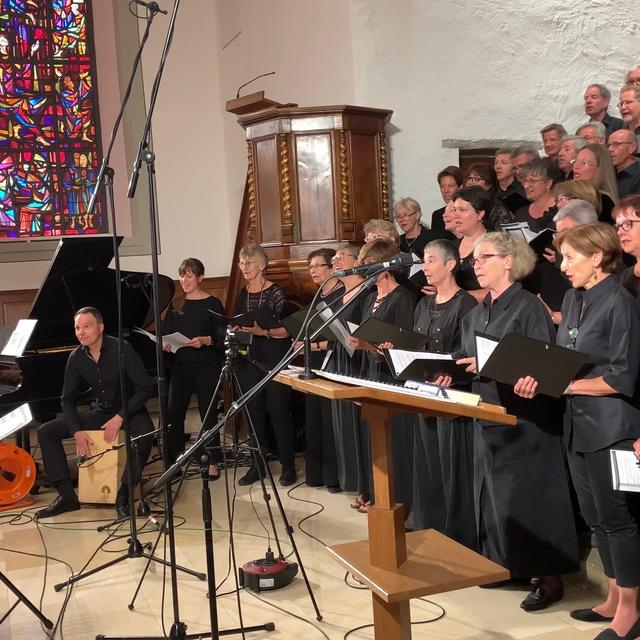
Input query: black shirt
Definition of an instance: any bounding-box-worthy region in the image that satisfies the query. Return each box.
[61,335,153,433]
[455,252,482,292]
[499,180,529,215]
[557,275,640,452]
[413,289,476,353]
[620,265,640,298]
[601,112,625,140]
[616,160,640,198]
[163,296,226,366]
[515,204,557,232]
[430,207,457,241]
[460,282,557,425]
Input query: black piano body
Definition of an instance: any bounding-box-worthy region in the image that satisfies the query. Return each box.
[0,237,175,441]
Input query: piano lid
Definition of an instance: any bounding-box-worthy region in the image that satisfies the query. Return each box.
[26,237,175,351]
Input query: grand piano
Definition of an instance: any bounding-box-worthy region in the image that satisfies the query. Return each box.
[0,237,175,447]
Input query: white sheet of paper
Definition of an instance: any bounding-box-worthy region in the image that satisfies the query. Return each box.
[387,348,452,376]
[346,321,359,334]
[409,252,422,278]
[610,449,640,492]
[133,327,191,353]
[1,319,37,357]
[318,307,355,356]
[0,403,33,439]
[475,334,500,372]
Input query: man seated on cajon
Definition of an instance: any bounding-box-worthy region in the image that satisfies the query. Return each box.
[36,307,154,519]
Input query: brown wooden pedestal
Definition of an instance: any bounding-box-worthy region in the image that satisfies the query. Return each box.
[276,372,515,639]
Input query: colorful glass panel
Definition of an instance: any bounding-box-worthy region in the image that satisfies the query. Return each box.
[0,0,104,239]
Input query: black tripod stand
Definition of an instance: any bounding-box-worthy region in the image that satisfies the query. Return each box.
[0,570,53,629]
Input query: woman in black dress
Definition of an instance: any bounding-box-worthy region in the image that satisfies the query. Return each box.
[454,232,579,611]
[452,186,489,301]
[348,239,416,513]
[163,258,226,471]
[233,244,296,487]
[517,223,640,639]
[412,240,477,546]
[299,247,344,491]
[515,160,557,232]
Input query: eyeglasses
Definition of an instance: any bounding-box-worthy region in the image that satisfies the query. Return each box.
[395,211,418,221]
[618,99,639,109]
[607,141,633,148]
[523,176,544,185]
[308,263,330,270]
[556,195,576,204]
[466,175,487,184]
[238,260,256,267]
[614,219,640,232]
[574,158,598,168]
[471,253,504,266]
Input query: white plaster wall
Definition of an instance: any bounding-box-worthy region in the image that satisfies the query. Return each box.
[349,0,640,217]
[3,0,639,292]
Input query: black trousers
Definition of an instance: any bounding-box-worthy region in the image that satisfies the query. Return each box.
[567,441,640,587]
[304,395,338,487]
[167,362,221,464]
[236,361,294,469]
[37,409,154,499]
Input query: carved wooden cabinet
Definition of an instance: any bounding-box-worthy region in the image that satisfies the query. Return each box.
[226,96,393,308]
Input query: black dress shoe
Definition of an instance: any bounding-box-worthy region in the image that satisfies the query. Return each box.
[520,583,564,612]
[279,468,297,487]
[238,466,259,486]
[594,618,640,640]
[570,608,614,623]
[116,500,130,518]
[326,485,342,494]
[35,496,81,519]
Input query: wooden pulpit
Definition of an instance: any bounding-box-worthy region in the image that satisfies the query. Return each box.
[275,372,516,640]
[225,94,393,311]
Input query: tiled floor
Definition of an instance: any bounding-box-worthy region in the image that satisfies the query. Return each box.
[0,430,612,640]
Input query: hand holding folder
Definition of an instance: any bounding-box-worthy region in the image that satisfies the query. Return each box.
[209,305,280,330]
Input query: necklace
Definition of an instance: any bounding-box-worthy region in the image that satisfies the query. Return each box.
[246,279,266,311]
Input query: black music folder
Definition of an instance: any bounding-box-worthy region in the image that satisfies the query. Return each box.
[475,331,590,398]
[383,349,474,384]
[209,305,280,329]
[351,317,429,351]
[280,309,337,342]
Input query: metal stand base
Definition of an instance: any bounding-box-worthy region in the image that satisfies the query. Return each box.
[0,570,53,629]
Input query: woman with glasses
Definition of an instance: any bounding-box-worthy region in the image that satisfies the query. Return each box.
[299,248,345,491]
[326,245,369,498]
[515,160,558,232]
[464,162,514,230]
[552,180,602,213]
[452,232,579,612]
[572,143,619,224]
[233,244,296,487]
[516,223,640,640]
[616,195,640,297]
[452,186,490,301]
[348,239,416,514]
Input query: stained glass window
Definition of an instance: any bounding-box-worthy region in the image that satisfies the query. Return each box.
[0,0,104,239]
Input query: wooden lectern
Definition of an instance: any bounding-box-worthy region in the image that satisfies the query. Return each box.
[276,372,516,640]
[225,93,393,310]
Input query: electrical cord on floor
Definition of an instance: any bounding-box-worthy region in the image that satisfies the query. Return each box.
[285,481,328,548]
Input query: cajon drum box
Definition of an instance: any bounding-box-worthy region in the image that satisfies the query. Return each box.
[78,431,125,504]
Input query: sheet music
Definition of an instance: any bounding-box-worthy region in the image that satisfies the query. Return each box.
[1,319,37,357]
[502,222,545,244]
[476,334,500,372]
[387,348,452,376]
[610,449,640,492]
[346,321,359,334]
[409,252,422,278]
[318,307,355,356]
[0,403,33,439]
[133,327,191,353]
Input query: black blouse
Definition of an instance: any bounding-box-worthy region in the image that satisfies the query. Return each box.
[413,289,477,353]
[235,283,291,367]
[309,282,346,369]
[360,285,415,380]
[557,275,640,452]
[163,296,226,366]
[460,282,557,425]
[455,252,482,292]
[514,205,558,233]
[620,265,640,298]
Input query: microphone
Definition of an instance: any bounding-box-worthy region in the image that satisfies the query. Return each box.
[334,253,421,278]
[131,0,168,15]
[236,71,276,98]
